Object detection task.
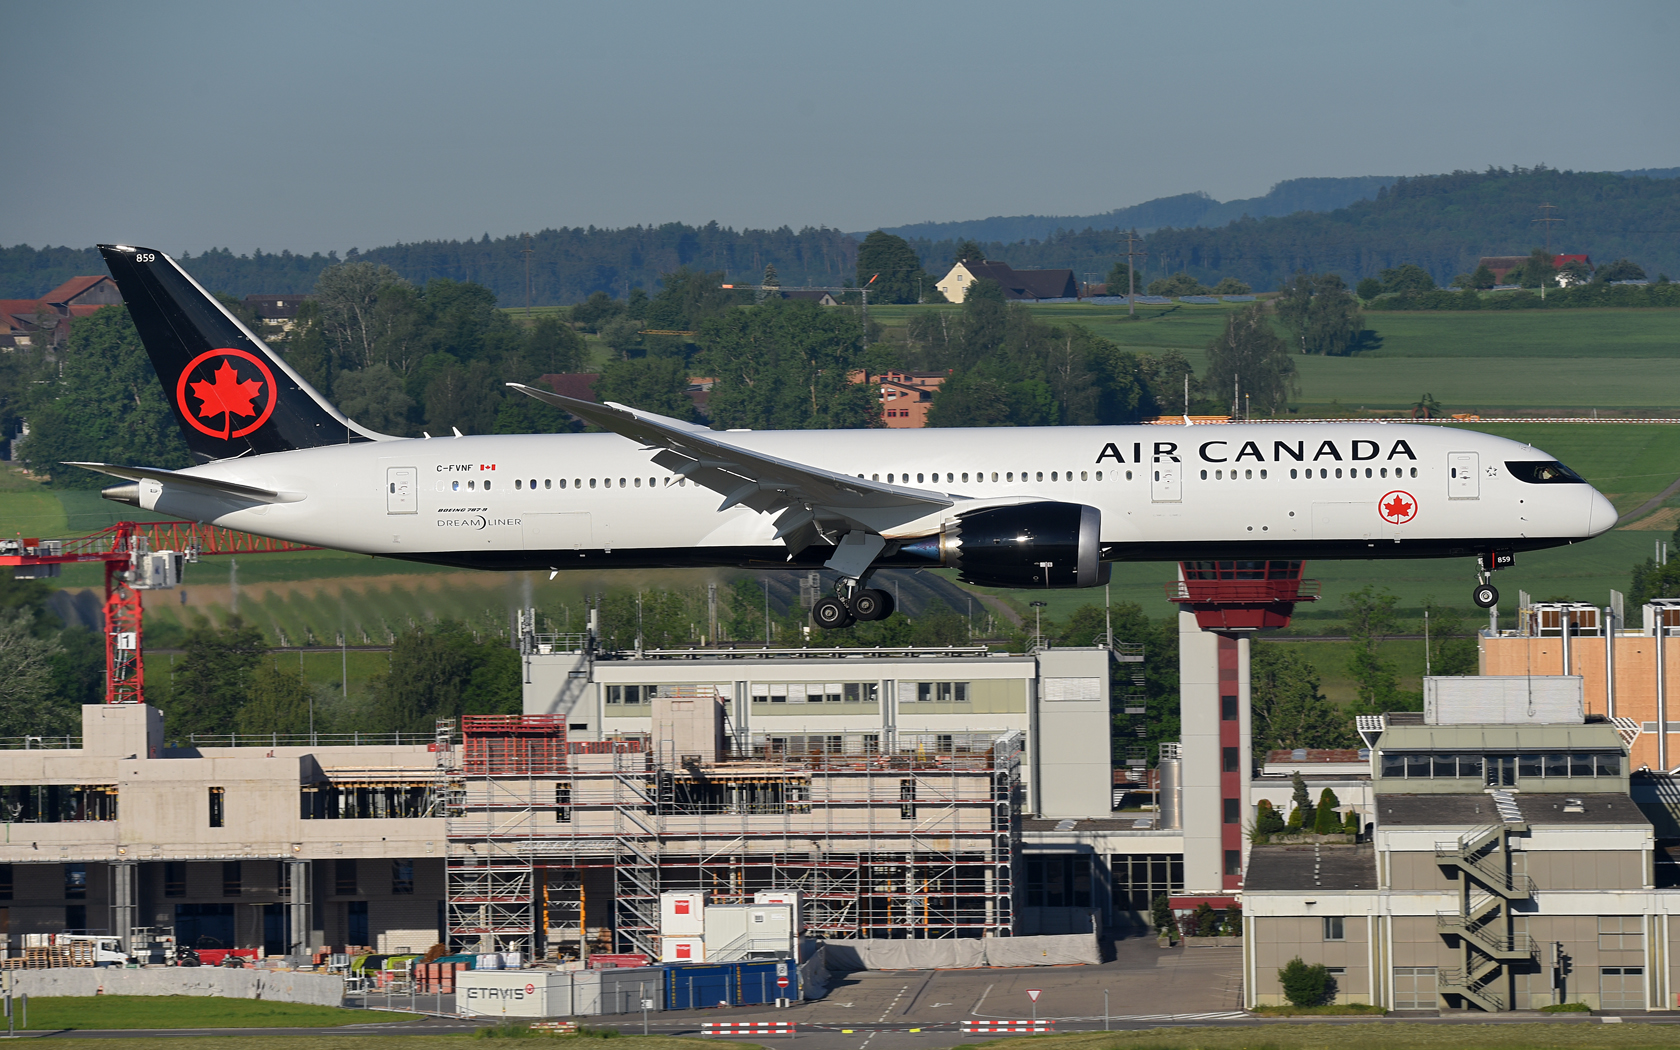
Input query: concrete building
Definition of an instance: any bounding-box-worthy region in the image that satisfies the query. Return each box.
[0,704,445,957]
[1243,683,1677,1012]
[1481,597,1680,772]
[0,634,1123,961]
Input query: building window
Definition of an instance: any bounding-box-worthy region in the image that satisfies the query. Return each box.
[1323,916,1345,940]
[1222,747,1239,773]
[1223,850,1241,876]
[1223,799,1240,824]
[392,859,414,895]
[65,904,86,932]
[913,682,970,702]
[223,861,242,897]
[899,779,916,821]
[1221,696,1237,721]
[335,859,357,897]
[165,862,186,898]
[279,862,292,898]
[208,787,225,827]
[347,900,369,947]
[1024,854,1092,908]
[0,865,11,902]
[556,784,572,822]
[1110,853,1184,911]
[63,863,86,900]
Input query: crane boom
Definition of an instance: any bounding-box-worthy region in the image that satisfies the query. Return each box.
[0,521,319,705]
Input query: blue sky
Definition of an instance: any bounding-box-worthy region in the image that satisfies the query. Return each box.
[4,0,1676,255]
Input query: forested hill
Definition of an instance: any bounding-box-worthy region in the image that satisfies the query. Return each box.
[905,167,1680,291]
[5,167,1678,302]
[869,175,1399,245]
[0,224,859,303]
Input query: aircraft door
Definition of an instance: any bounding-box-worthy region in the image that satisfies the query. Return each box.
[1151,446,1181,503]
[1448,452,1479,499]
[386,467,417,514]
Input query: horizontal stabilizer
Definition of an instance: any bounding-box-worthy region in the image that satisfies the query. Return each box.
[66,462,301,503]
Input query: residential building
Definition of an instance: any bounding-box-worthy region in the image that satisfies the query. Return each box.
[243,294,312,333]
[936,260,1077,304]
[1477,254,1592,285]
[0,275,122,349]
[876,371,945,428]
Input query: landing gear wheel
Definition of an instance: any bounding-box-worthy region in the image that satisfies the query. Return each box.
[812,596,855,629]
[1473,584,1499,609]
[851,588,894,622]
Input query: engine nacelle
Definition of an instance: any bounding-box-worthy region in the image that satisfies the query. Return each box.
[903,502,1107,588]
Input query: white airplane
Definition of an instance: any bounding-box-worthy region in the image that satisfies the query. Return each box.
[78,244,1616,628]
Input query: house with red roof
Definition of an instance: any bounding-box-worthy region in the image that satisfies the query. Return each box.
[0,275,123,349]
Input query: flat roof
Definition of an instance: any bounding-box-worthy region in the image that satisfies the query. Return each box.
[1377,793,1649,827]
[1245,844,1376,891]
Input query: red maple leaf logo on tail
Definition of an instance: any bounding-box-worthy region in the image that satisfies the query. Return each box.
[189,362,265,438]
[1380,492,1416,523]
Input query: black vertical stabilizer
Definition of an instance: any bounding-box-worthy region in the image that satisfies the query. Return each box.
[97,244,374,461]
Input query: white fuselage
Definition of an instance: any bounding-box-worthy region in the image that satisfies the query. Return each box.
[129,421,1616,572]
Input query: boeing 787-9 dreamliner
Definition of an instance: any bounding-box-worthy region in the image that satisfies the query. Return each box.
[76,245,1616,628]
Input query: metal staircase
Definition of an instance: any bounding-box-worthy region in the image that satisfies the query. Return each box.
[1434,820,1532,1011]
[612,760,662,957]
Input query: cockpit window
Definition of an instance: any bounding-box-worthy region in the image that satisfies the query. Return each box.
[1506,460,1586,484]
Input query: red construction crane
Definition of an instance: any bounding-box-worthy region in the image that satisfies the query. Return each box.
[0,521,317,705]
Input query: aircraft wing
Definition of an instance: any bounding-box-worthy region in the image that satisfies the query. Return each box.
[508,384,952,553]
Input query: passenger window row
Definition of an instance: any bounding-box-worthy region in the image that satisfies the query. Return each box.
[864,470,1133,485]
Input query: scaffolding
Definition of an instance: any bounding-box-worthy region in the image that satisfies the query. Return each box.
[442,714,1023,957]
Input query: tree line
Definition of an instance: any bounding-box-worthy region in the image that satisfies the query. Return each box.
[6,167,1678,304]
[903,167,1680,294]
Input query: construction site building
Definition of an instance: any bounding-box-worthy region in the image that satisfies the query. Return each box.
[0,643,1116,960]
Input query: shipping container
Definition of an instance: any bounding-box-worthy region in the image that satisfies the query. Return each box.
[663,960,799,1009]
[457,970,571,1018]
[752,891,803,931]
[702,904,794,961]
[1424,675,1584,725]
[660,891,708,936]
[660,936,706,963]
[573,966,663,1015]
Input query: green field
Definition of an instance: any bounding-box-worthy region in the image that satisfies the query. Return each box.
[976,1024,1680,1050]
[6,994,411,1030]
[41,1035,727,1049]
[869,303,1680,414]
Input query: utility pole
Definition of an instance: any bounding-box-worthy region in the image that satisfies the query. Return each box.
[521,233,534,318]
[1533,203,1561,252]
[1121,228,1148,318]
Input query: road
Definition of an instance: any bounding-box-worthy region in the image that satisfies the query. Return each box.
[21,940,1680,1043]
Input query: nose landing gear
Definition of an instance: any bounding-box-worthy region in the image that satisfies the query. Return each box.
[1472,549,1514,609]
[1473,581,1499,609]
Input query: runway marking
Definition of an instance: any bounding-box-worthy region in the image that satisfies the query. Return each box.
[859,985,909,1050]
[969,982,994,1016]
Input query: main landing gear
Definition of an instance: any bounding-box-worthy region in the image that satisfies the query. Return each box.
[812,579,895,630]
[1472,549,1513,609]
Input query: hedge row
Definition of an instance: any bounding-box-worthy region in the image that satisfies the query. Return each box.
[1366,282,1680,311]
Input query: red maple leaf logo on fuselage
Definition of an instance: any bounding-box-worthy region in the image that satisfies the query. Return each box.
[189,362,265,438]
[1381,493,1414,522]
